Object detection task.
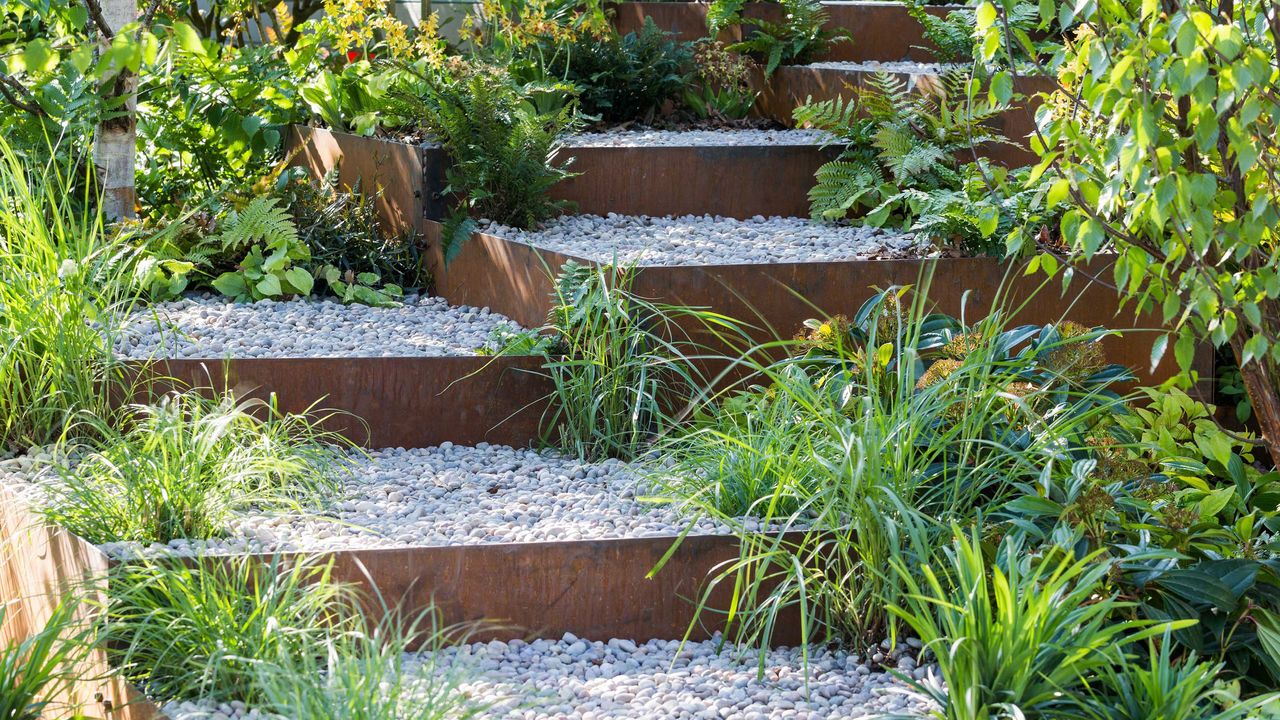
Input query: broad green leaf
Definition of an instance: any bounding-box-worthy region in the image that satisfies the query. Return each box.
[283,267,314,295]
[172,21,206,57]
[256,273,283,297]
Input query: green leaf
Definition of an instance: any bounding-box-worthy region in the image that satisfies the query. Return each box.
[1196,486,1235,518]
[976,1,998,30]
[283,267,314,295]
[211,272,247,299]
[1174,329,1196,371]
[990,72,1014,105]
[1150,333,1169,372]
[1255,610,1280,667]
[172,21,206,57]
[21,39,58,74]
[256,273,283,297]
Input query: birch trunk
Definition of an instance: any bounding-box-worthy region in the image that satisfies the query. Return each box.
[94,0,137,220]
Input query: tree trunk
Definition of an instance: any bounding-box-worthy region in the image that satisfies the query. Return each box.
[94,0,137,220]
[1230,337,1280,469]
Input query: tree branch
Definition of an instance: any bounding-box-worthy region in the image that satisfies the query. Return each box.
[0,73,48,117]
[83,0,115,38]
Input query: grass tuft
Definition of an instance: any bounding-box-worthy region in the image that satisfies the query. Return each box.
[40,391,348,546]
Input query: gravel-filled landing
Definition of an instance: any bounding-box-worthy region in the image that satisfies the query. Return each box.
[112,294,513,359]
[2,444,750,560]
[478,214,925,266]
[803,60,961,74]
[426,634,935,719]
[567,128,833,147]
[162,635,934,719]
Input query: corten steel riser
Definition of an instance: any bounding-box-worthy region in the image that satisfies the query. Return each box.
[610,0,960,63]
[122,356,553,450]
[289,126,838,226]
[425,221,1206,387]
[143,534,805,649]
[0,487,163,719]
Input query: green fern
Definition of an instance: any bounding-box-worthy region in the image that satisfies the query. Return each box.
[797,68,1024,249]
[729,0,849,75]
[792,95,874,145]
[216,197,299,252]
[401,62,580,264]
[906,0,1044,64]
[809,157,884,220]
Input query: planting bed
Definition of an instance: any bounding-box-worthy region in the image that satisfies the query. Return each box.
[754,64,1053,167]
[114,294,513,359]
[612,1,959,63]
[2,444,744,560]
[164,635,934,719]
[477,214,924,266]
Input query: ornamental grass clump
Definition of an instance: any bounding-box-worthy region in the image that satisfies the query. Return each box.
[0,136,148,453]
[509,261,753,462]
[40,391,348,546]
[0,598,92,720]
[659,275,1136,646]
[106,556,354,706]
[887,531,1184,720]
[252,604,485,720]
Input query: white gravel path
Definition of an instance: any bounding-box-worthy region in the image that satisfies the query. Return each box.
[1,444,752,560]
[478,214,926,266]
[566,129,834,147]
[162,635,935,719]
[111,294,514,359]
[423,634,935,719]
[802,60,962,74]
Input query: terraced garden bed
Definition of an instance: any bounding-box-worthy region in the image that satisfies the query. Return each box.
[611,0,960,62]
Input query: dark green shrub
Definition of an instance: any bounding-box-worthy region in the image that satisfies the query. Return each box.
[553,19,690,123]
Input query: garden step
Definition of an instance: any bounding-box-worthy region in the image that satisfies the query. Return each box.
[291,126,839,228]
[114,296,550,448]
[113,294,512,360]
[4,443,800,647]
[427,219,1199,386]
[164,635,934,719]
[25,444,747,560]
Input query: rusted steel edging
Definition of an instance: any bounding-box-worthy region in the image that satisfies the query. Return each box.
[121,356,553,450]
[611,0,963,62]
[0,487,164,719]
[426,220,1203,386]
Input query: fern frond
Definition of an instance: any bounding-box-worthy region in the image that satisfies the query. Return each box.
[217,197,299,252]
[809,157,884,221]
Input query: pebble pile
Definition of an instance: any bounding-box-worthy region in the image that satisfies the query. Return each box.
[162,635,935,719]
[567,128,833,147]
[2,444,745,560]
[111,294,515,359]
[479,214,926,266]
